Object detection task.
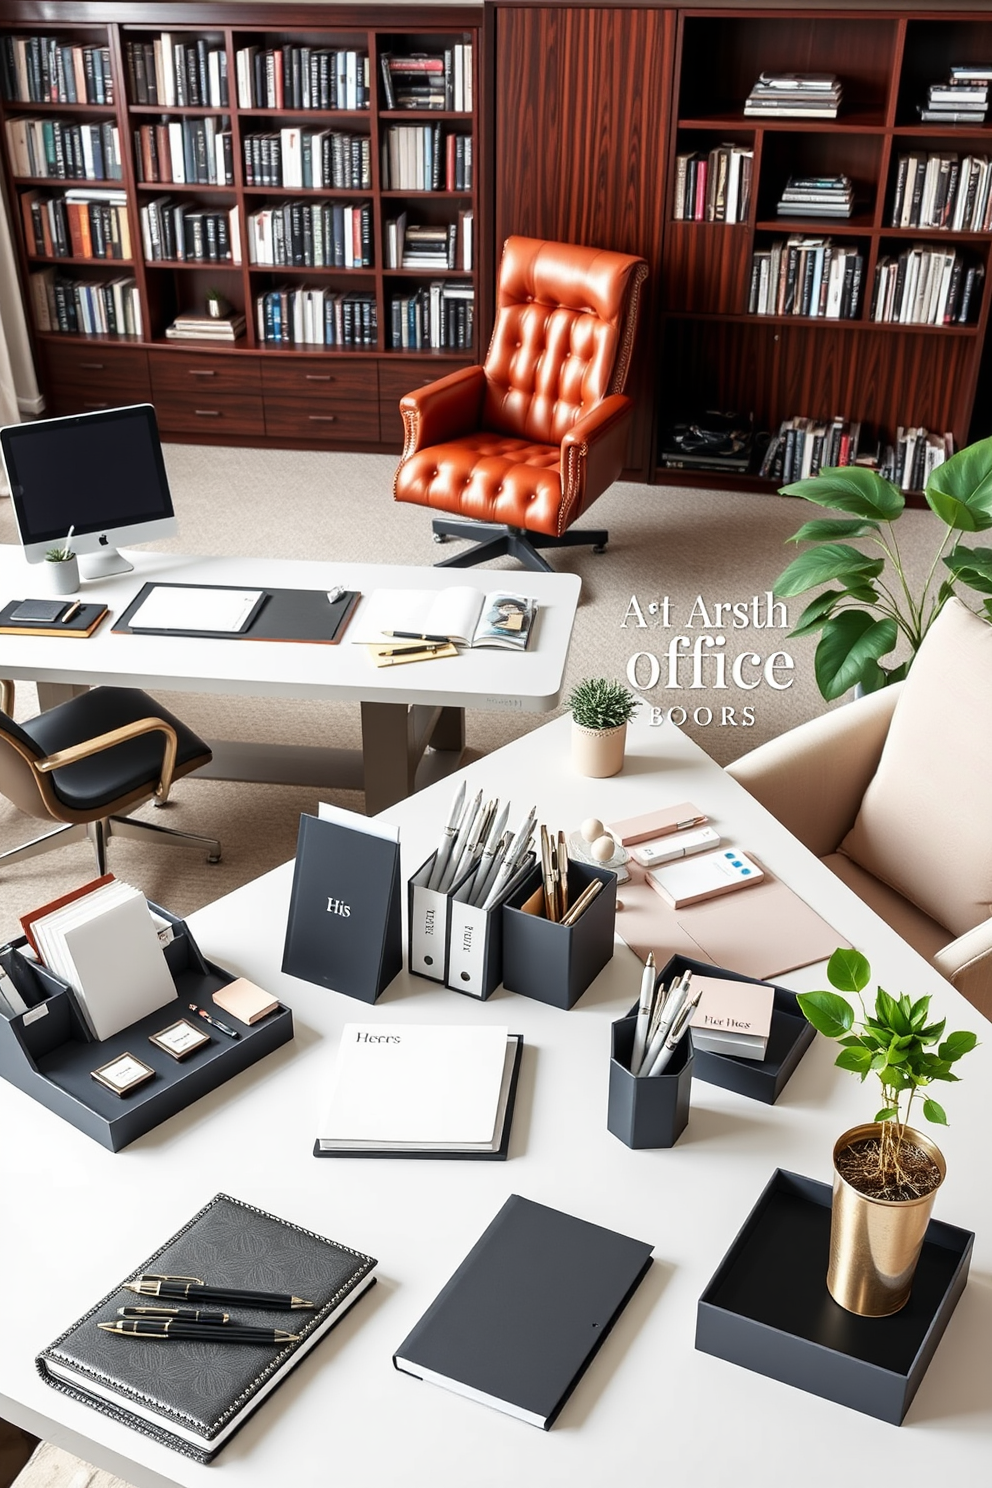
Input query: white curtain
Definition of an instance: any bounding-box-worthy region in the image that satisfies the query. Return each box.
[0,179,43,492]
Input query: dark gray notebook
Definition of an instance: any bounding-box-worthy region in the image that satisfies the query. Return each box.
[393,1194,652,1428]
[36,1193,377,1462]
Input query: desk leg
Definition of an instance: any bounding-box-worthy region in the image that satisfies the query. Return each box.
[361,702,466,815]
[36,682,89,709]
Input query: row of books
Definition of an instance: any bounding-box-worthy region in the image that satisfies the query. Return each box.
[125,35,228,109]
[870,246,983,325]
[748,238,864,320]
[5,117,122,182]
[918,68,990,124]
[891,152,992,232]
[235,46,369,112]
[672,145,752,223]
[380,45,473,112]
[28,267,142,338]
[247,202,372,270]
[390,284,474,350]
[21,188,131,261]
[1,35,113,105]
[133,118,234,187]
[385,211,473,271]
[883,426,954,490]
[744,72,841,119]
[381,125,473,192]
[255,286,377,347]
[242,129,371,190]
[139,198,240,264]
[759,415,866,483]
[777,174,854,219]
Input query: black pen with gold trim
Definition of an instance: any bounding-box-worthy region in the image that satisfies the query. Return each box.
[99,1319,299,1344]
[125,1274,314,1309]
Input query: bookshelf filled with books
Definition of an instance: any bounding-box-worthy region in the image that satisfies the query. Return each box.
[0,5,484,451]
[657,7,992,493]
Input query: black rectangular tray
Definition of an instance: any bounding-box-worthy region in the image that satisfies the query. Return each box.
[695,1169,973,1424]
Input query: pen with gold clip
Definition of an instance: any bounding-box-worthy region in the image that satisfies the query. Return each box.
[540,825,557,921]
[119,1305,229,1323]
[99,1320,300,1344]
[557,830,569,919]
[125,1275,314,1309]
[560,876,603,927]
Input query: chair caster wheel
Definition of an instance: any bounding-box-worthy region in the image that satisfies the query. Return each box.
[207,854,222,864]
[592,543,607,555]
[433,532,450,544]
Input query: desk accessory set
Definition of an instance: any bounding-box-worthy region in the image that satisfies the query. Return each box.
[0,597,109,637]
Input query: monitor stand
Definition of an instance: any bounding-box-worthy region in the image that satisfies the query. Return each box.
[79,548,134,579]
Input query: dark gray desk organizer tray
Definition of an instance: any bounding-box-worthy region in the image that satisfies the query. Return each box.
[0,907,292,1151]
[501,861,616,1009]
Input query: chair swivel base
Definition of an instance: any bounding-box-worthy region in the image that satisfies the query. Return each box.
[431,518,608,573]
[0,812,221,875]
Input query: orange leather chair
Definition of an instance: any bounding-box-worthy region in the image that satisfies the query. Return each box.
[394,236,648,571]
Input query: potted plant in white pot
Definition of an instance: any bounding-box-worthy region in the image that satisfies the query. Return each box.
[771,436,992,699]
[45,527,78,595]
[566,677,639,778]
[797,948,977,1317]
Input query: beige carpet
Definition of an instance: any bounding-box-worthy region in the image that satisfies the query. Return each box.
[1,446,944,943]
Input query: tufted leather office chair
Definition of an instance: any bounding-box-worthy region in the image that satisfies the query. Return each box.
[394,236,648,572]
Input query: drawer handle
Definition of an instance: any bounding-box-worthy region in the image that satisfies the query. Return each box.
[188,369,217,377]
[308,414,336,422]
[194,409,221,417]
[82,400,109,409]
[305,373,333,382]
[78,362,105,371]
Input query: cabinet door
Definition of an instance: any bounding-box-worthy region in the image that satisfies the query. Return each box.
[494,5,674,476]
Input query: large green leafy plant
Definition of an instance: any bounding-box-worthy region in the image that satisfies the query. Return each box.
[797,949,978,1190]
[772,436,992,700]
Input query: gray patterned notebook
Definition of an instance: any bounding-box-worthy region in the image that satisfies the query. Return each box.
[36,1193,377,1462]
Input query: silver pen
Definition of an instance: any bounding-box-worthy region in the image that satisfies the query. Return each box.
[427,780,466,890]
[447,793,490,890]
[485,851,537,911]
[438,788,482,893]
[482,809,536,911]
[630,952,657,1076]
[468,801,509,904]
[645,986,702,1077]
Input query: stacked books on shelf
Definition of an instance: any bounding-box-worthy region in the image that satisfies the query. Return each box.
[389,283,473,350]
[125,34,228,108]
[165,311,246,343]
[891,152,992,232]
[386,212,473,271]
[134,117,234,187]
[255,285,377,347]
[139,198,240,264]
[247,201,372,269]
[759,415,865,483]
[28,267,142,337]
[21,188,131,261]
[882,427,953,491]
[870,245,983,325]
[672,144,752,222]
[381,125,473,191]
[235,44,369,110]
[5,118,122,181]
[919,68,990,124]
[380,44,473,112]
[659,410,754,474]
[777,174,854,219]
[0,35,113,104]
[242,128,371,189]
[749,237,864,319]
[743,72,841,119]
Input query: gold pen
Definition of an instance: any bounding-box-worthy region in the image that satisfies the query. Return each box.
[377,642,448,657]
[557,830,569,919]
[61,601,81,623]
[540,825,557,921]
[560,877,603,927]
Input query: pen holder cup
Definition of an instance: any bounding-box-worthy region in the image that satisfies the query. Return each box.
[607,1014,693,1149]
[501,861,616,1010]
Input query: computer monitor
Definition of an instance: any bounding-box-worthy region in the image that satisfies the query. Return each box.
[0,403,177,578]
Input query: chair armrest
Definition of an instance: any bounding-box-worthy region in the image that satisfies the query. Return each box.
[560,393,633,527]
[399,365,487,458]
[37,717,179,803]
[933,921,992,1023]
[726,684,902,857]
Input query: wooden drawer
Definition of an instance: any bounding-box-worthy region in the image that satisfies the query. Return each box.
[42,345,150,413]
[152,387,265,436]
[148,351,261,396]
[261,358,379,441]
[378,359,470,443]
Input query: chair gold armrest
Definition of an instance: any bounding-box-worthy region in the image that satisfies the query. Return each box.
[36,717,179,803]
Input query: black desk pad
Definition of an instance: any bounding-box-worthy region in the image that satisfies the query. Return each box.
[113,582,360,643]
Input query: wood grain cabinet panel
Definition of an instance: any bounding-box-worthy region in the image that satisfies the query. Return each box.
[261,359,379,441]
[378,359,467,445]
[40,344,150,416]
[148,352,262,396]
[151,388,265,437]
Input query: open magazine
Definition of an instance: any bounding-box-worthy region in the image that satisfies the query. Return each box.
[351,587,536,650]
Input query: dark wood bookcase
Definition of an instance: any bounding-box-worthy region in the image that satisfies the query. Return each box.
[0,3,488,451]
[491,2,992,491]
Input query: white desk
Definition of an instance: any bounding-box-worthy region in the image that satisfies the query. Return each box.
[0,548,580,812]
[1,712,989,1488]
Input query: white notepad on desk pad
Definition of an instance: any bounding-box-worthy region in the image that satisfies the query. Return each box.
[128,585,263,635]
[317,1024,511,1150]
[351,587,535,650]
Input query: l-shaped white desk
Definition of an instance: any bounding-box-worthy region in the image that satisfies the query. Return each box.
[0,711,989,1488]
[0,546,580,812]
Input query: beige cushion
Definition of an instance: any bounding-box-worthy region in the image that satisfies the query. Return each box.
[840,597,992,937]
[822,853,950,963]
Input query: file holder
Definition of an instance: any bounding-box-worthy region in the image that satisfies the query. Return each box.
[407,851,461,984]
[501,861,616,1009]
[0,906,293,1151]
[607,1014,693,1148]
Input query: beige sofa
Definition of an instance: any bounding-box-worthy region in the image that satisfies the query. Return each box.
[727,598,992,1020]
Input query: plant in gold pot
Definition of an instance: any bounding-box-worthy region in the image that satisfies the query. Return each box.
[566,677,639,778]
[797,949,977,1317]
